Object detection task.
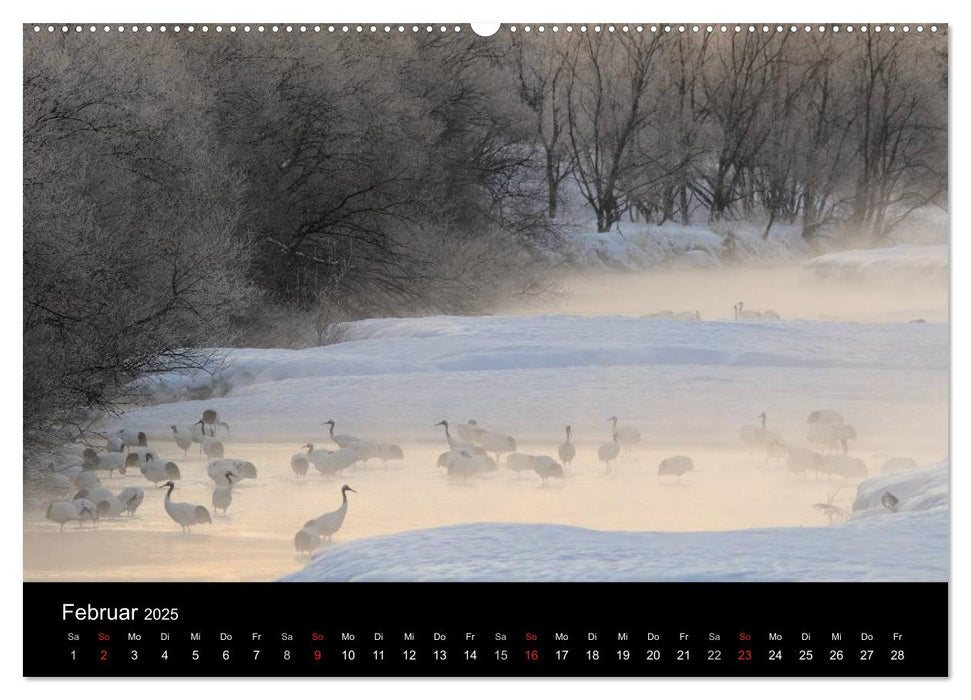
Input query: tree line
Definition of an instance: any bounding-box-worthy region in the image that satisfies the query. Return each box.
[22,28,946,451]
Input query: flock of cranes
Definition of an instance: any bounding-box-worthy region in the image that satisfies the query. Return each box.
[42,401,912,552]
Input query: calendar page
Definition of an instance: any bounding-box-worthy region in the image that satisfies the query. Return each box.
[22,22,948,677]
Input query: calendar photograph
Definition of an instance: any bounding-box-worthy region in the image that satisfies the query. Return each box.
[23,23,948,589]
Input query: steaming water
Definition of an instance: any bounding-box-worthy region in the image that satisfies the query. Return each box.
[24,436,945,582]
[23,262,948,581]
[499,265,947,323]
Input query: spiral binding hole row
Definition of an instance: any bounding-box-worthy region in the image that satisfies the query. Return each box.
[30,24,941,35]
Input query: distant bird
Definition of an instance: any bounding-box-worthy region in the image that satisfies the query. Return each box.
[505,452,535,476]
[456,419,488,444]
[212,473,236,515]
[123,448,162,474]
[47,463,72,491]
[46,501,88,531]
[105,436,124,453]
[294,525,321,556]
[819,454,868,480]
[160,481,211,533]
[191,419,210,452]
[598,435,621,473]
[806,409,845,426]
[785,446,823,478]
[73,487,114,507]
[82,448,126,476]
[733,302,779,319]
[739,412,780,460]
[71,497,99,525]
[207,459,257,485]
[171,425,193,459]
[377,443,404,467]
[530,455,564,484]
[139,456,182,484]
[807,422,857,453]
[481,430,517,462]
[302,444,355,477]
[882,456,918,474]
[558,425,576,469]
[322,420,360,448]
[118,487,145,515]
[201,409,231,435]
[291,449,310,478]
[303,484,356,542]
[658,455,694,480]
[347,440,382,468]
[607,416,641,445]
[881,491,900,512]
[202,437,224,460]
[434,420,488,456]
[117,428,148,450]
[74,470,102,490]
[96,494,127,518]
[440,449,497,478]
[734,301,759,319]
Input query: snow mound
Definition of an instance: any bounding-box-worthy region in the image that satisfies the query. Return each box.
[113,315,946,445]
[851,461,948,514]
[805,245,947,282]
[281,510,947,583]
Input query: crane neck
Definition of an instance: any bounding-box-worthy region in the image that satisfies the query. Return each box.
[165,483,175,500]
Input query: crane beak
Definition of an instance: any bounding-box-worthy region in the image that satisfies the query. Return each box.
[347,487,357,493]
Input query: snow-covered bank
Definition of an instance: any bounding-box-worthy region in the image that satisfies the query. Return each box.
[281,464,948,583]
[805,245,948,282]
[115,315,947,450]
[549,221,808,271]
[852,461,948,513]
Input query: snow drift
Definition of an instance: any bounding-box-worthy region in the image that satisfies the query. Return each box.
[282,463,948,583]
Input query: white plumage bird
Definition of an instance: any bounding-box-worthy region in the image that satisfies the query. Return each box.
[139,456,182,484]
[558,425,576,469]
[658,455,694,480]
[481,430,517,462]
[456,419,488,445]
[598,435,621,472]
[160,481,211,533]
[202,437,225,460]
[117,428,148,450]
[118,487,145,515]
[302,484,356,542]
[207,459,257,485]
[46,501,88,531]
[170,425,193,458]
[530,455,564,484]
[505,452,535,476]
[211,472,236,515]
[440,449,497,478]
[608,416,641,445]
[82,448,126,476]
[322,420,361,448]
[291,449,310,478]
[434,420,488,456]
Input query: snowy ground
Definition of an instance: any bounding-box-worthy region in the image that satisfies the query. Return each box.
[549,221,808,271]
[282,463,948,583]
[805,245,948,282]
[122,315,947,452]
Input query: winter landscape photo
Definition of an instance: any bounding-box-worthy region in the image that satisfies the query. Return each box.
[23,24,948,584]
